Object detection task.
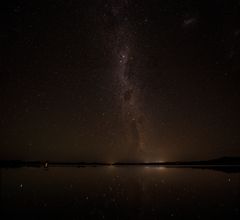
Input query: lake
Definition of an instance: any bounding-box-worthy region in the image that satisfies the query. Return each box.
[1,167,239,219]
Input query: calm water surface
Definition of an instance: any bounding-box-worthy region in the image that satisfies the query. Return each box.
[1,167,239,219]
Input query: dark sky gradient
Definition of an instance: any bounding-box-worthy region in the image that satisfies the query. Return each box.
[1,0,240,161]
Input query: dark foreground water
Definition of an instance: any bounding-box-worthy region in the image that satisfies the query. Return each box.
[1,167,239,219]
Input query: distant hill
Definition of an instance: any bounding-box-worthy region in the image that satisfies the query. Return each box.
[0,156,240,168]
[161,156,240,166]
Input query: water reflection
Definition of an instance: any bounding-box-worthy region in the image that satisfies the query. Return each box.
[1,167,239,219]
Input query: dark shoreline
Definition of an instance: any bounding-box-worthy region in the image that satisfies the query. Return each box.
[1,157,240,172]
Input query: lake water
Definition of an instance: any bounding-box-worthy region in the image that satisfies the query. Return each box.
[1,167,239,219]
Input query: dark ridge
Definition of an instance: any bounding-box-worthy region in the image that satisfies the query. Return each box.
[0,157,240,167]
[0,160,42,168]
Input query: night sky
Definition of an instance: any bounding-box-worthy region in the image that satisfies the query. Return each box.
[1,0,240,162]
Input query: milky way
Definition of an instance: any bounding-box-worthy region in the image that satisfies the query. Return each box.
[105,1,148,154]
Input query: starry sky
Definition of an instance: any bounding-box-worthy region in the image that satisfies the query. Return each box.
[1,0,240,162]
